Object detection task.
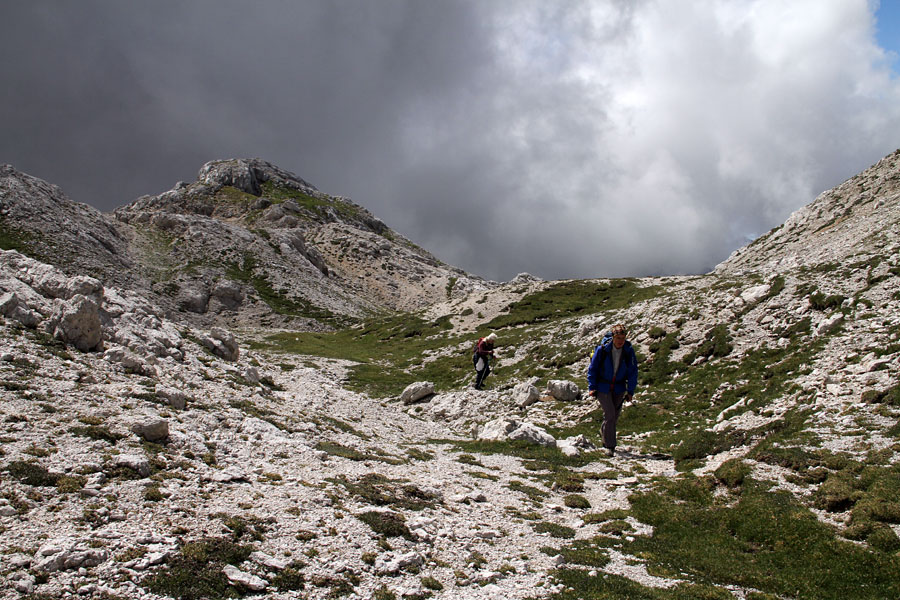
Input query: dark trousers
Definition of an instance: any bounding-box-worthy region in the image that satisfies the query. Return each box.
[474,355,491,388]
[597,391,625,449]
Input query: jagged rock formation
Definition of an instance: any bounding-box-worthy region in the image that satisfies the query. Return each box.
[2,159,492,331]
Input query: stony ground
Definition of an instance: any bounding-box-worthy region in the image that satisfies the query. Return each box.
[0,308,683,600]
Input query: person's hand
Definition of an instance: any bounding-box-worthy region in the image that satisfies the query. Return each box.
[588,390,595,398]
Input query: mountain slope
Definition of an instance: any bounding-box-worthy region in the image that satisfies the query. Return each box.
[1,150,900,599]
[2,158,493,330]
[716,148,900,275]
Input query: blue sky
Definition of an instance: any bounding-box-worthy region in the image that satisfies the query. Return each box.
[876,0,900,71]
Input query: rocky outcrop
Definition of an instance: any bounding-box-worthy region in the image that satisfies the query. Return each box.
[477,417,556,446]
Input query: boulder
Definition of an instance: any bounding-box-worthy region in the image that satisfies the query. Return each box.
[113,454,151,478]
[199,327,240,361]
[816,314,844,336]
[546,380,581,402]
[400,381,435,405]
[557,434,596,457]
[131,418,169,442]
[223,565,267,591]
[155,387,189,410]
[512,381,540,408]
[34,539,109,573]
[177,284,209,314]
[49,295,102,351]
[210,279,244,311]
[478,417,556,447]
[0,291,41,327]
[375,551,425,575]
[741,284,770,304]
[104,346,157,377]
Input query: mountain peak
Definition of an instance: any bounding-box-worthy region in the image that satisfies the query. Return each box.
[196,158,318,197]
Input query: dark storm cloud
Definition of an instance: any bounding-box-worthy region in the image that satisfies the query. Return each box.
[2,1,899,281]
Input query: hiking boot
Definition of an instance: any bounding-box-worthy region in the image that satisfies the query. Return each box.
[603,447,615,457]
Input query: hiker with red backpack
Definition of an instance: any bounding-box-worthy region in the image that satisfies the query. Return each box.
[472,332,497,390]
[587,324,638,456]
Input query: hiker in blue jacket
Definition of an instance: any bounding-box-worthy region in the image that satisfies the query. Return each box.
[587,324,638,456]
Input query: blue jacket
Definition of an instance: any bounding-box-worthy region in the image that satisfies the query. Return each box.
[587,341,638,396]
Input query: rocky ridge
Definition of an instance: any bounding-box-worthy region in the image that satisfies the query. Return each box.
[2,159,493,331]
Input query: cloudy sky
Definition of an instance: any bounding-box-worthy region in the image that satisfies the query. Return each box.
[2,1,899,281]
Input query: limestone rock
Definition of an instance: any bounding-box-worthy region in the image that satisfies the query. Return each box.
[400,381,435,405]
[131,417,169,442]
[199,327,240,361]
[512,381,540,408]
[156,386,189,410]
[48,294,102,351]
[223,565,267,591]
[478,417,556,447]
[113,454,151,478]
[546,380,581,402]
[558,434,596,457]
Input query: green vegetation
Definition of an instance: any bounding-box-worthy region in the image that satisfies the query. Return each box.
[250,313,463,397]
[247,278,668,396]
[329,473,440,511]
[226,252,338,321]
[485,279,662,330]
[357,510,414,540]
[4,460,60,487]
[546,477,900,600]
[143,537,254,600]
[0,215,38,256]
[260,180,367,224]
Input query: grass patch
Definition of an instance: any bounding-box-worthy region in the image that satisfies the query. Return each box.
[315,441,404,465]
[549,477,900,599]
[142,537,254,600]
[226,251,337,322]
[533,521,576,539]
[4,460,60,487]
[485,279,662,330]
[356,510,414,540]
[250,313,463,397]
[330,473,440,511]
[69,425,124,444]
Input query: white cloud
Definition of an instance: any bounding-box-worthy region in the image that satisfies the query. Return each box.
[397,0,900,279]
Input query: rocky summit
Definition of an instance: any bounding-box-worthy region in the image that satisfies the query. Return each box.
[1,151,899,600]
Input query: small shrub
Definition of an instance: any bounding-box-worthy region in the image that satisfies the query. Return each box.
[5,460,60,487]
[808,293,846,311]
[598,519,633,536]
[142,537,253,600]
[144,483,164,502]
[69,425,123,444]
[270,565,306,591]
[714,458,751,487]
[357,511,413,540]
[647,326,667,339]
[533,521,576,538]
[374,585,397,600]
[421,576,443,590]
[868,526,900,552]
[55,475,86,494]
[563,494,591,509]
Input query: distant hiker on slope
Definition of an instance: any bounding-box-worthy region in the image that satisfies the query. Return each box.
[586,324,638,457]
[473,332,497,390]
